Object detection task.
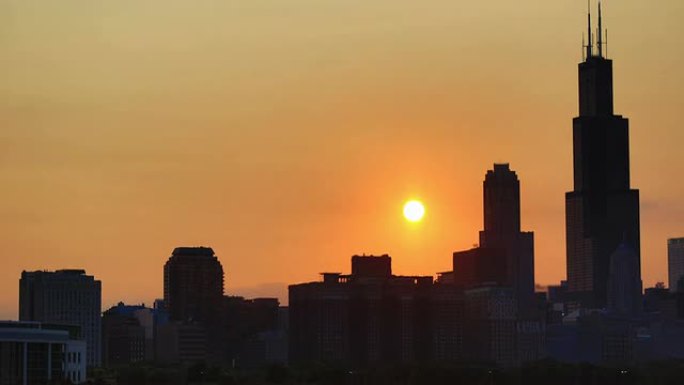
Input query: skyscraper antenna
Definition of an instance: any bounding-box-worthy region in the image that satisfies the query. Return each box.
[597,1,604,57]
[586,0,593,59]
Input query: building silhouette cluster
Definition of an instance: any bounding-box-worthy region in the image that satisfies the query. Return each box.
[3,4,684,384]
[290,164,545,368]
[100,247,287,369]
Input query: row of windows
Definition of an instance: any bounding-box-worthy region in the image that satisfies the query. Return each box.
[67,369,82,383]
[66,351,81,363]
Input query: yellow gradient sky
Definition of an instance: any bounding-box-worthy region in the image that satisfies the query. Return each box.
[1,0,684,317]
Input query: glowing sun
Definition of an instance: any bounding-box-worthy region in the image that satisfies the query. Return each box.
[403,200,425,222]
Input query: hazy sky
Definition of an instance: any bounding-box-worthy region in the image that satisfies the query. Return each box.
[1,0,683,318]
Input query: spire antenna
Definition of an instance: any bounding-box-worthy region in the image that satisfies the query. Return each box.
[586,0,593,59]
[597,1,604,57]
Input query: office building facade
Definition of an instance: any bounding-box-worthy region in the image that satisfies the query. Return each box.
[0,321,86,385]
[19,269,102,367]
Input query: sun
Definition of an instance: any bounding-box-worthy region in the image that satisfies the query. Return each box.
[403,200,425,223]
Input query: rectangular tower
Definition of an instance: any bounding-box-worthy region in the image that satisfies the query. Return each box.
[478,164,536,314]
[565,6,641,310]
[668,238,684,292]
[19,270,102,367]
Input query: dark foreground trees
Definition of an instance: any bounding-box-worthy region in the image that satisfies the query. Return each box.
[87,360,684,385]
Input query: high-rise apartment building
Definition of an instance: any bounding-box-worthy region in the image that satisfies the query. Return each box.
[668,238,684,292]
[289,255,444,367]
[565,4,641,309]
[19,269,102,367]
[163,247,224,323]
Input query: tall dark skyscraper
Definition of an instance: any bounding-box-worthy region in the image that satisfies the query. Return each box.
[163,247,224,322]
[479,164,535,313]
[565,4,641,310]
[453,164,535,313]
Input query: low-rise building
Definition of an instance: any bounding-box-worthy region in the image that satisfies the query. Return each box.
[0,321,86,385]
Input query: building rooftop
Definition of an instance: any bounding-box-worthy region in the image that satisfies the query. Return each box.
[0,321,77,342]
[172,246,216,257]
[55,269,87,275]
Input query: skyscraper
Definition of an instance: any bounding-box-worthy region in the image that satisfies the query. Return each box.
[163,247,224,323]
[565,4,641,310]
[607,243,642,316]
[19,269,102,367]
[668,238,684,292]
[453,164,535,313]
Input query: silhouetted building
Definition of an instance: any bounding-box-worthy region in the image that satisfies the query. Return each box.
[430,284,466,363]
[547,308,650,365]
[0,321,86,384]
[546,281,569,324]
[290,253,548,368]
[607,243,642,316]
[19,269,102,366]
[452,164,535,313]
[163,247,224,323]
[452,247,508,288]
[462,285,545,367]
[241,306,289,368]
[668,238,684,292]
[289,255,439,368]
[643,286,680,320]
[351,254,391,277]
[565,6,641,310]
[548,281,568,304]
[101,302,164,366]
[464,286,518,367]
[222,296,281,367]
[155,322,208,364]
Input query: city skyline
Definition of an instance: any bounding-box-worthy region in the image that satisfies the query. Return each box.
[2,1,684,319]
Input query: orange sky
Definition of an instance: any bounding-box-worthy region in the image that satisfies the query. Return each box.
[1,0,684,318]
